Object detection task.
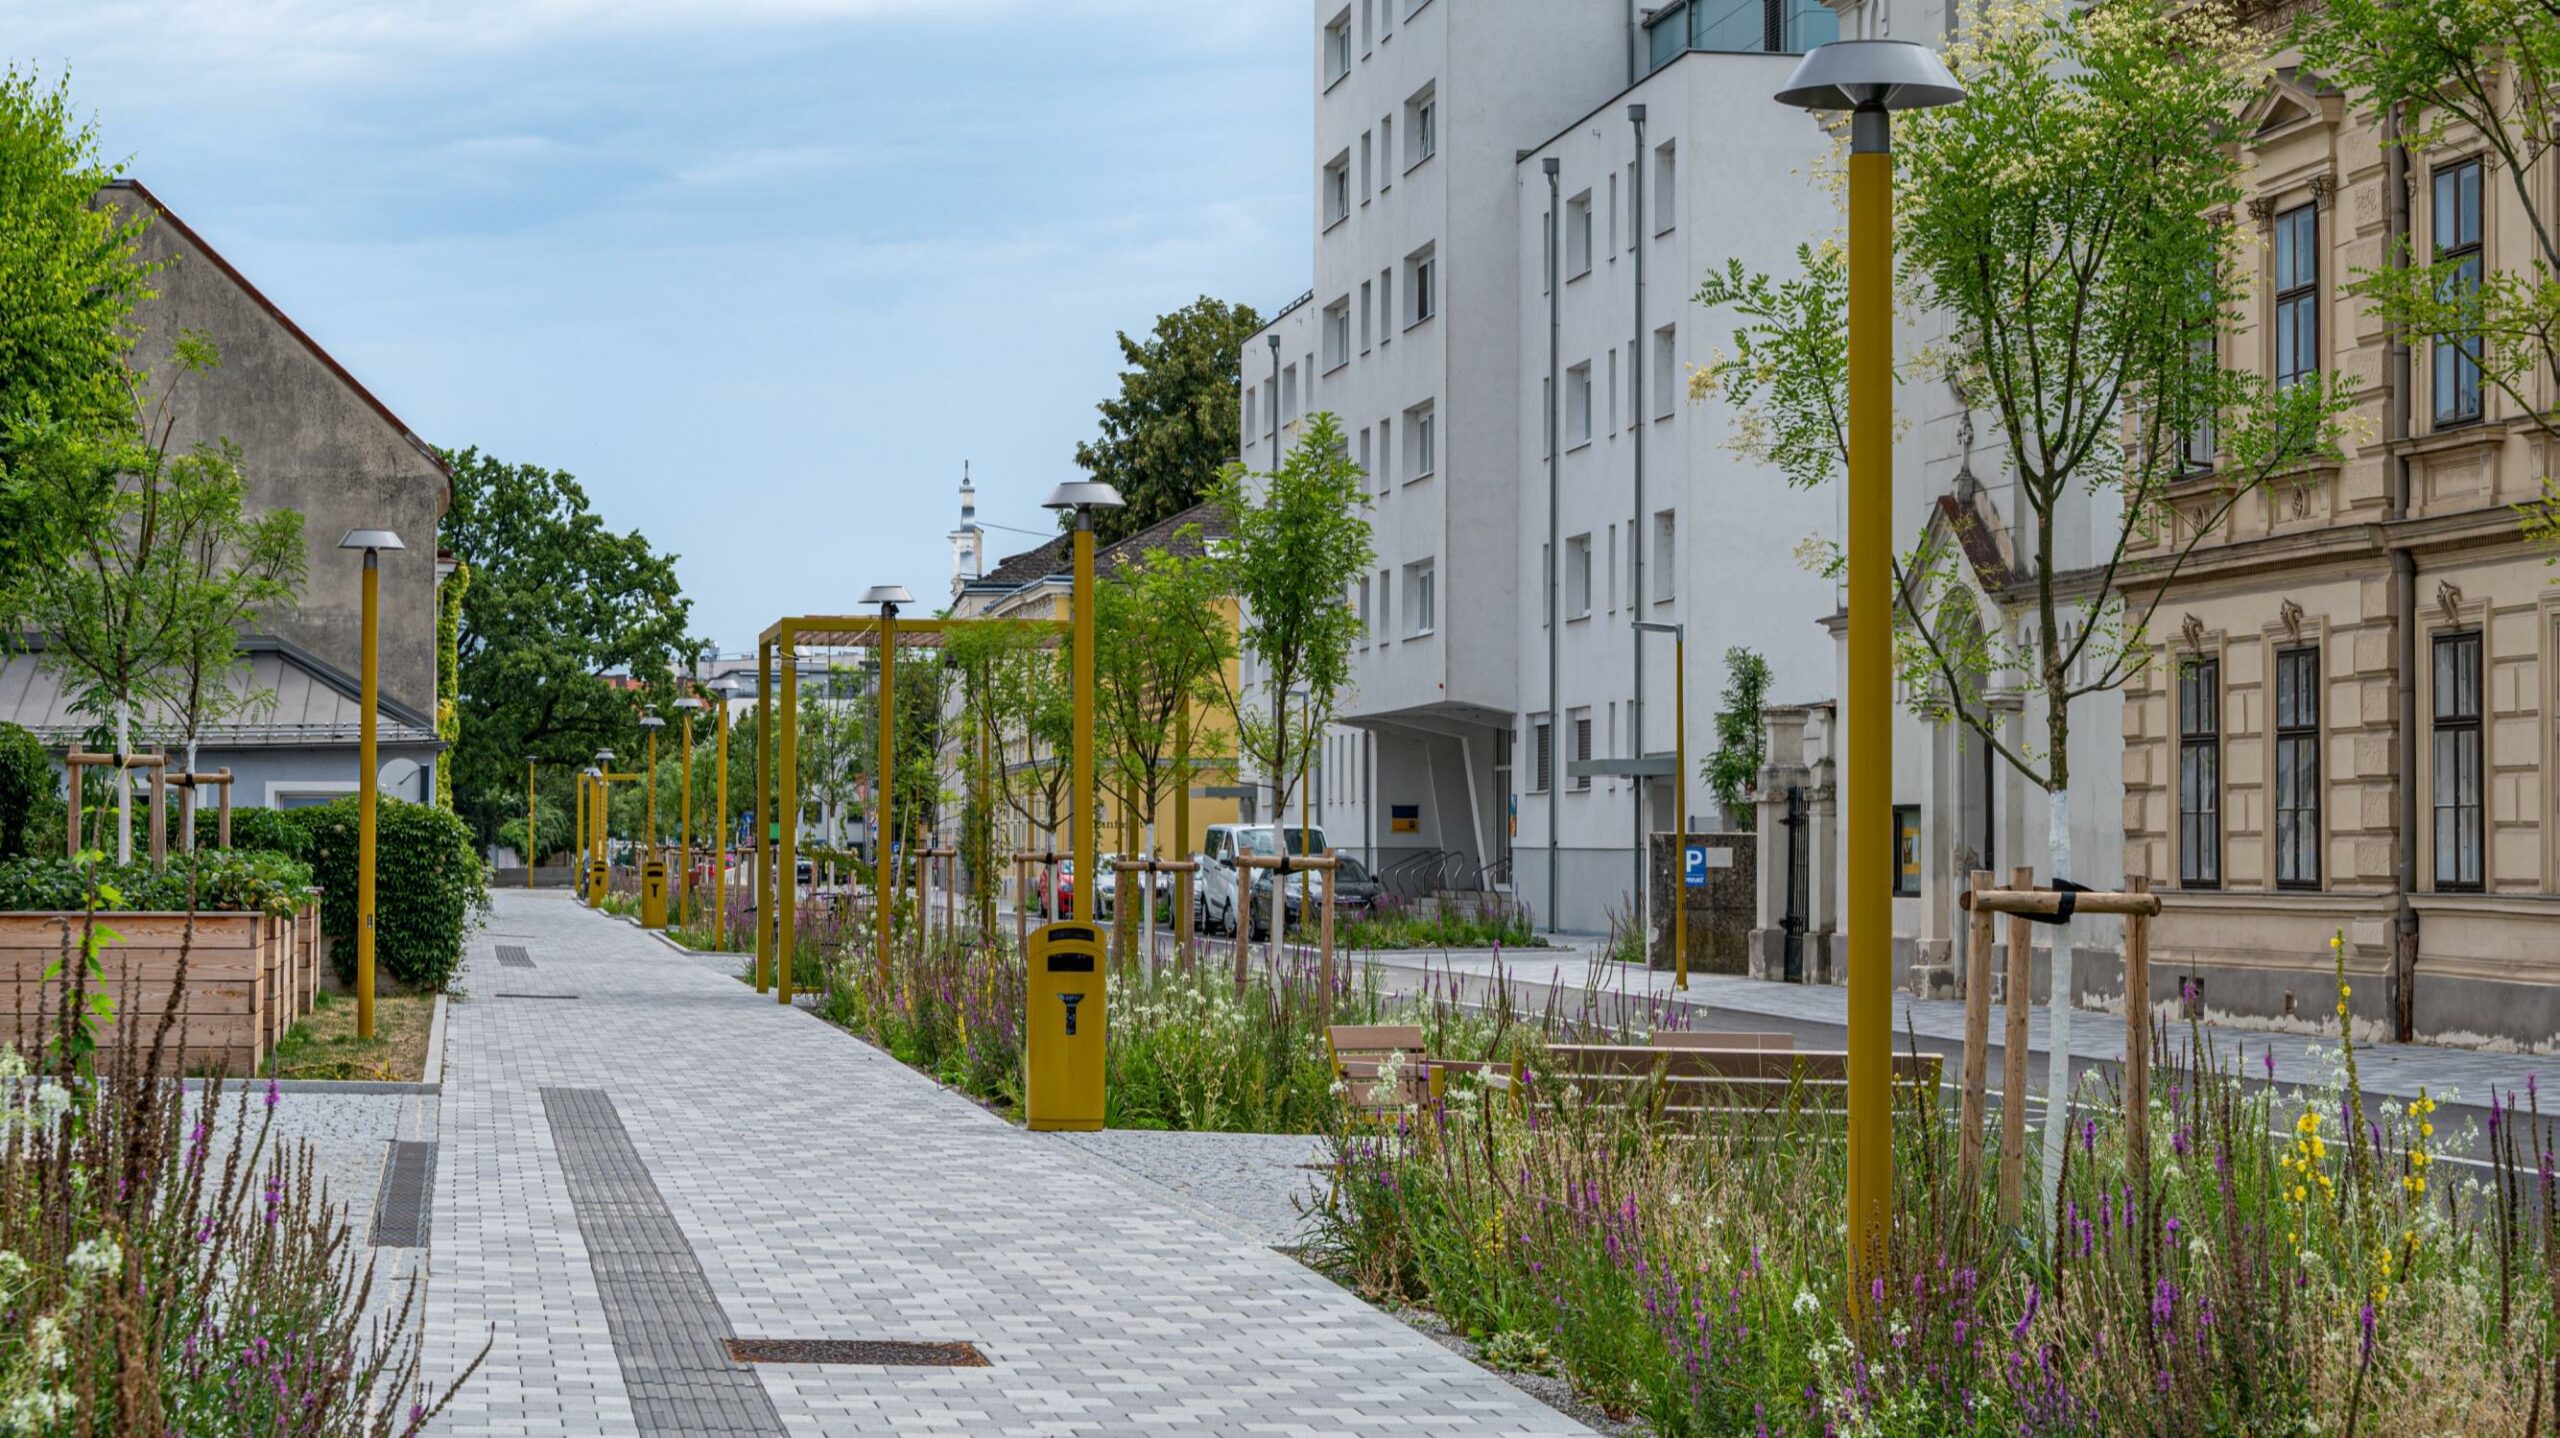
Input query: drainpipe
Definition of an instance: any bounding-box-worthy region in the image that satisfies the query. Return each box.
[1630,103,1650,931]
[2384,103,2419,1042]
[1546,156,1563,932]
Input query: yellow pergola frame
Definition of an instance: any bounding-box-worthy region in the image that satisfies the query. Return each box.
[753,614,1066,1005]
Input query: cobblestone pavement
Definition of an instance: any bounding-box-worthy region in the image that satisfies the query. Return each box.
[1041,1130,1329,1252]
[422,890,1592,1437]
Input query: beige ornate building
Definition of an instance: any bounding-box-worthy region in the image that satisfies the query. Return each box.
[2121,67,2560,1049]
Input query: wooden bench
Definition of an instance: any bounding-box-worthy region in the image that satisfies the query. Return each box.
[1326,1024,1432,1118]
[1538,1043,1941,1118]
[1648,1030,1794,1052]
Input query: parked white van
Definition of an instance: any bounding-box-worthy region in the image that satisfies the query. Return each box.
[1195,823,1329,936]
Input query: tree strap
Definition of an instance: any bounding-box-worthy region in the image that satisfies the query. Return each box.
[2022,877,2090,926]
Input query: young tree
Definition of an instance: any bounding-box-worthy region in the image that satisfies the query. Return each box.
[948,618,1073,919]
[162,430,305,797]
[1694,0,2352,1214]
[1094,533,1234,860]
[438,446,695,846]
[1075,296,1266,544]
[1704,647,1771,833]
[1204,413,1374,944]
[2295,0,2560,526]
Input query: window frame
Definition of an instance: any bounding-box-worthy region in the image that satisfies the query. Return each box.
[1406,245,1436,326]
[2431,630,2485,891]
[1323,153,1351,229]
[1322,297,1351,372]
[1565,534,1592,619]
[1532,717,1552,793]
[2272,203,2319,391]
[2177,655,2222,889]
[1891,805,1921,898]
[1407,558,1436,636]
[1323,10,1353,88]
[2432,157,2485,428]
[1566,190,1593,279]
[2273,645,2321,889]
[1566,360,1593,447]
[1571,710,1594,792]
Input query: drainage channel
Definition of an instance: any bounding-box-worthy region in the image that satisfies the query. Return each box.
[496,944,535,968]
[370,1140,437,1247]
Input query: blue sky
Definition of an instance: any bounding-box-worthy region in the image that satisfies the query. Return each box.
[5,0,1311,655]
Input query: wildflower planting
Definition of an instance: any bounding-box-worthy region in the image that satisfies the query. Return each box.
[1307,946,2560,1435]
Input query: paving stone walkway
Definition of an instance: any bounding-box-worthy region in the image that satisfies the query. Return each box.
[422,890,1590,1437]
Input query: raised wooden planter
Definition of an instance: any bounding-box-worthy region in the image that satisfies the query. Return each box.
[0,910,286,1076]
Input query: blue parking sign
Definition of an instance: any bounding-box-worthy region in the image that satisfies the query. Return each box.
[1683,843,1709,889]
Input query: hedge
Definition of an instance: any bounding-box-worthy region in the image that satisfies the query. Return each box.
[0,722,50,864]
[0,848,314,918]
[288,795,484,992]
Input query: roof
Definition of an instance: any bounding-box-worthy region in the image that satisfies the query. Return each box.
[965,501,1229,597]
[100,179,451,494]
[0,639,439,749]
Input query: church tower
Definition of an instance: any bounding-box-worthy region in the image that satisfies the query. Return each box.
[948,462,983,595]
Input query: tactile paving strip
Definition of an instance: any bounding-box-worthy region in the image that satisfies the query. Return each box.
[371,1140,437,1247]
[541,1087,784,1437]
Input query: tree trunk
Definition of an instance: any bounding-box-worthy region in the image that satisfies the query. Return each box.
[116,700,133,865]
[2038,783,2075,1225]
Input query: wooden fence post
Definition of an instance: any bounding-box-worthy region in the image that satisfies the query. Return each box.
[2123,873,2152,1198]
[1959,869,1995,1201]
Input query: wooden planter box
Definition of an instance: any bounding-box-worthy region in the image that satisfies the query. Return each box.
[0,910,279,1076]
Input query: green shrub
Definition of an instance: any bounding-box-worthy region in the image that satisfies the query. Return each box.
[0,849,313,917]
[194,803,308,859]
[0,722,53,863]
[291,796,484,992]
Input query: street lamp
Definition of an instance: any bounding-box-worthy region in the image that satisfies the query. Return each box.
[674,696,705,927]
[860,584,915,990]
[336,527,404,1041]
[1633,621,1687,993]
[709,675,741,952]
[1040,483,1123,943]
[592,747,616,906]
[1774,37,1963,1306]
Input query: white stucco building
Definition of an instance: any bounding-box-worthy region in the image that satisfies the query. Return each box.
[1242,0,1842,931]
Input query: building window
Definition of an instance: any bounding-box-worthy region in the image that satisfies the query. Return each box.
[2274,646,2320,888]
[1566,534,1592,618]
[2432,630,2484,889]
[1323,153,1351,227]
[1404,399,1435,477]
[1359,130,1373,202]
[1405,85,1436,168]
[1653,141,1676,234]
[2273,204,2319,390]
[1566,190,1592,277]
[1244,386,1255,441]
[1354,574,1370,645]
[1376,416,1391,488]
[1378,117,1392,189]
[1355,425,1371,485]
[1533,717,1552,792]
[1360,0,1373,51]
[1652,325,1677,418]
[2433,158,2485,426]
[1892,805,1921,897]
[2178,656,2221,888]
[1406,244,1436,324]
[1567,361,1592,446]
[1571,710,1594,791]
[1377,266,1392,341]
[1607,170,1619,256]
[1651,510,1676,601]
[1359,279,1373,352]
[1322,297,1350,370]
[1323,10,1352,86]
[1376,565,1391,638]
[2178,273,2217,471]
[1407,558,1435,635]
[1281,364,1298,424]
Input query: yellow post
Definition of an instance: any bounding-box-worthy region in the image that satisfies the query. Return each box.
[756,643,774,992]
[527,761,537,889]
[640,718,667,928]
[778,644,799,1005]
[574,770,587,900]
[679,704,695,926]
[876,613,898,985]
[1072,523,1096,940]
[1844,128,1894,1299]
[356,544,381,1042]
[715,695,730,952]
[1672,630,1688,991]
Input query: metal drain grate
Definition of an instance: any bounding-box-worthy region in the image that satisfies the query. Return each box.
[496,944,535,968]
[724,1339,989,1367]
[495,992,579,999]
[370,1140,437,1247]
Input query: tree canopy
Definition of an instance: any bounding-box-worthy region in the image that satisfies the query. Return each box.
[1074,296,1264,544]
[438,446,696,845]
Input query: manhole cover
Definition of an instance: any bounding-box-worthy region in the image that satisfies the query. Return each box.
[724,1339,989,1367]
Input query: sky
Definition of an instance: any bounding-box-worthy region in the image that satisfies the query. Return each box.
[3,0,1312,657]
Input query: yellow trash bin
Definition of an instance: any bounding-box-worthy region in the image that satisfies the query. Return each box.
[640,856,670,928]
[1026,921,1105,1131]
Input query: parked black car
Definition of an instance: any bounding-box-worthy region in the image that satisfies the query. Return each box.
[1248,855,1384,937]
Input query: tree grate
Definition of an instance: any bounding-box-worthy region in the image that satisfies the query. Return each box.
[496,945,535,968]
[723,1338,990,1367]
[370,1140,437,1247]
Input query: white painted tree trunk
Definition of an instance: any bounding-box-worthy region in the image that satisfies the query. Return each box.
[115,701,132,865]
[2038,784,2075,1221]
[184,738,200,852]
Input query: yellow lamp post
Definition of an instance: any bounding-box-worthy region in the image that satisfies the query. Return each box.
[336,527,404,1042]
[1634,620,1687,991]
[776,649,798,1004]
[526,761,537,889]
[675,695,704,927]
[1775,39,1964,1306]
[639,714,668,928]
[710,676,737,951]
[860,586,912,985]
[574,767,589,898]
[1040,484,1123,930]
[755,644,774,991]
[592,747,617,905]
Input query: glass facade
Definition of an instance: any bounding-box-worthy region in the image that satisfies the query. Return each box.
[1646,0,1838,72]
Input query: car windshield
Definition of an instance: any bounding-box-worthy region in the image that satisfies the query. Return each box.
[1336,856,1371,883]
[1234,828,1323,857]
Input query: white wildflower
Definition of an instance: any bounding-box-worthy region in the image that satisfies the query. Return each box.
[1793,1286,1822,1318]
[66,1237,120,1279]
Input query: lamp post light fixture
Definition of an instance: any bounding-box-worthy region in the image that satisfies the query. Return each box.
[335,527,405,1041]
[1774,37,1964,1307]
[674,697,705,926]
[1041,482,1124,947]
[1633,620,1688,994]
[859,584,916,992]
